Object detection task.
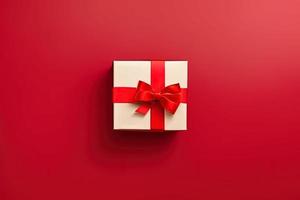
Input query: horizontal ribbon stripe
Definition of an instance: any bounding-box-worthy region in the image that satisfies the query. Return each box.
[113,87,187,103]
[112,87,136,102]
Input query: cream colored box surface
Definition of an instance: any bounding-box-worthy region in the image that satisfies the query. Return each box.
[113,60,188,131]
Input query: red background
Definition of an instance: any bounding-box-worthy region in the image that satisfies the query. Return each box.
[1,0,300,199]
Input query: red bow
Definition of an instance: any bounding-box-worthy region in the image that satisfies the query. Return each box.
[134,81,182,115]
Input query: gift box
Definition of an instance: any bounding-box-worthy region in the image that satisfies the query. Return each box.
[113,61,188,131]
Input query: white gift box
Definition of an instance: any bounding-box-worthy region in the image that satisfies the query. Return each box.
[113,60,188,131]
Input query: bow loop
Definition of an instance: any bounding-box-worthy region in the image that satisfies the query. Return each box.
[134,80,182,115]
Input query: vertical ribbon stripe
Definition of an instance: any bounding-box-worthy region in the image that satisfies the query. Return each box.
[150,61,165,131]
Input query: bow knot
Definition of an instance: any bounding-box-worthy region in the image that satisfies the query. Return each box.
[152,92,163,100]
[134,81,182,115]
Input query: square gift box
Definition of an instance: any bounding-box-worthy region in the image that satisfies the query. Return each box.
[113,61,188,131]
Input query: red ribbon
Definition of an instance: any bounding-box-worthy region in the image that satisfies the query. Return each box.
[134,80,182,115]
[113,61,187,131]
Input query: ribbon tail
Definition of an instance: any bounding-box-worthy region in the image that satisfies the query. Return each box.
[165,102,180,114]
[159,96,181,114]
[135,103,151,115]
